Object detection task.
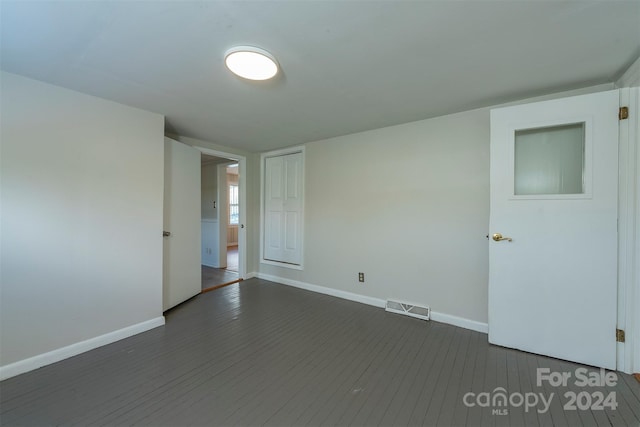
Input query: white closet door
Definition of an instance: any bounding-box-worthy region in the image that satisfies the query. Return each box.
[264,152,303,265]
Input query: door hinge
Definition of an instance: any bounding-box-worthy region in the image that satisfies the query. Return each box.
[616,329,625,343]
[619,106,629,120]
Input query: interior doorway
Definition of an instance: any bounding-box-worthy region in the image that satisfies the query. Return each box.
[225,163,240,273]
[200,153,245,292]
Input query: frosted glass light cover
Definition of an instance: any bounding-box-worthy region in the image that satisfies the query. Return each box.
[225,47,279,80]
[514,123,585,195]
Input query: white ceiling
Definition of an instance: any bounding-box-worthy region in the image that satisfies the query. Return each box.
[1,1,639,152]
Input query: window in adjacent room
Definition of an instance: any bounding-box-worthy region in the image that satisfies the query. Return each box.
[229,183,239,225]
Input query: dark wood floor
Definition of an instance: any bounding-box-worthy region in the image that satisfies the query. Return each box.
[227,245,239,272]
[1,279,639,426]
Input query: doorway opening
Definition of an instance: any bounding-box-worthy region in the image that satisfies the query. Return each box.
[200,152,245,292]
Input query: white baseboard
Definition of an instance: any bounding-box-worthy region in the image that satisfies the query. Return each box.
[0,316,165,381]
[255,273,488,334]
[430,311,488,334]
[245,271,258,280]
[257,273,386,308]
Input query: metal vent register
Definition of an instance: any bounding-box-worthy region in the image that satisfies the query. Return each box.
[385,300,430,321]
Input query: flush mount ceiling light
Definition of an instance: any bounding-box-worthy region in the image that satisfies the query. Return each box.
[224,46,279,81]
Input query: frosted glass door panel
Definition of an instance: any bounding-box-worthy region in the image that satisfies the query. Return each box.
[514,123,585,195]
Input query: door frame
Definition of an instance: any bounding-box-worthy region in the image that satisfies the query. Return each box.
[259,145,305,270]
[196,147,247,280]
[216,162,228,268]
[618,87,639,374]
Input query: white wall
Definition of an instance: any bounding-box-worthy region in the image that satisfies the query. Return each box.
[616,56,640,88]
[201,162,220,267]
[0,72,165,375]
[259,108,491,324]
[201,162,219,220]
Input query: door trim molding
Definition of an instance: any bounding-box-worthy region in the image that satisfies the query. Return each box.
[635,87,640,376]
[195,147,247,280]
[618,87,639,374]
[216,162,231,268]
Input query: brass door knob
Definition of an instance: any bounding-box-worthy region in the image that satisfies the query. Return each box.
[492,233,512,242]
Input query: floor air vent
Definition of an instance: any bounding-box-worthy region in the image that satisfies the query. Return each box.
[385,300,430,321]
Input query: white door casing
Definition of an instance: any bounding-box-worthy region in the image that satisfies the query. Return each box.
[489,90,619,369]
[163,137,202,311]
[195,147,247,279]
[264,151,303,266]
[616,87,639,374]
[217,162,229,269]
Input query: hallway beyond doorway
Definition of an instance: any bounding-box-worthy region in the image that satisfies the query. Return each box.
[201,265,239,292]
[226,245,238,272]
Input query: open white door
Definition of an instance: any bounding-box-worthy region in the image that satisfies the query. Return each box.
[489,90,619,369]
[163,137,201,311]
